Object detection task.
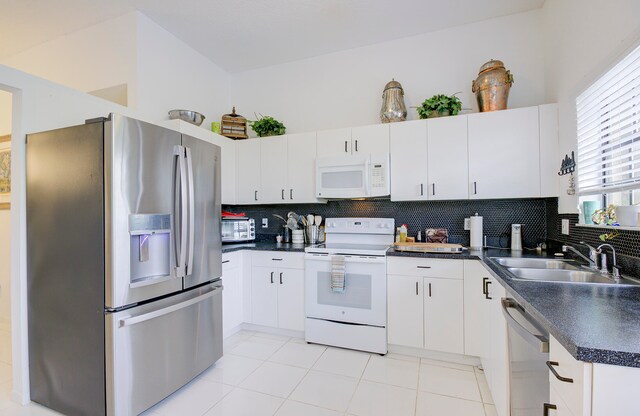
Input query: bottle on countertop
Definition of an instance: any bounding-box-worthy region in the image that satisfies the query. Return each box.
[417,230,422,243]
[399,224,407,243]
[395,227,401,243]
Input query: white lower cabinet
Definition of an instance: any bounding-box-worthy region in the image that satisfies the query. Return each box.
[249,252,305,332]
[387,275,423,348]
[423,277,464,354]
[386,258,463,354]
[222,252,243,336]
[463,260,492,357]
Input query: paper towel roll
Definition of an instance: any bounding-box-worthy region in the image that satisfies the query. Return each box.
[470,215,483,250]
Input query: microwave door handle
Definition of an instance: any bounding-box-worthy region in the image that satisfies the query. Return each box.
[174,145,187,278]
[185,146,195,276]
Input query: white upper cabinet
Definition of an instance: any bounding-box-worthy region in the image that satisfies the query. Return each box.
[317,127,352,157]
[236,139,262,204]
[287,132,318,203]
[317,124,389,157]
[427,115,469,200]
[260,135,289,203]
[351,123,390,155]
[390,120,428,201]
[468,106,541,199]
[539,103,559,197]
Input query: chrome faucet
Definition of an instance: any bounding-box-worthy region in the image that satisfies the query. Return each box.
[562,242,599,270]
[597,244,621,278]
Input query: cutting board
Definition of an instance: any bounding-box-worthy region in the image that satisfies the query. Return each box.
[392,242,465,254]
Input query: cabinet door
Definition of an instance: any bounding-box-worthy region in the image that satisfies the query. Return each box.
[260,135,289,203]
[424,278,464,354]
[427,115,469,200]
[210,134,237,205]
[287,132,318,203]
[351,124,390,155]
[468,107,540,199]
[390,120,428,201]
[250,266,278,327]
[387,275,423,348]
[463,261,491,357]
[277,268,305,331]
[236,139,262,203]
[316,127,351,157]
[222,266,243,336]
[488,277,509,416]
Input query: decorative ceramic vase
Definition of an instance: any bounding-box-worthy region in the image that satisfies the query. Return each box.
[380,79,407,123]
[472,59,514,112]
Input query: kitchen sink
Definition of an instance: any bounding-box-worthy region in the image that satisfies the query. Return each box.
[492,257,580,270]
[507,267,640,286]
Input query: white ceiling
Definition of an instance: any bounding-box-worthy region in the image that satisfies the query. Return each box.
[0,0,545,73]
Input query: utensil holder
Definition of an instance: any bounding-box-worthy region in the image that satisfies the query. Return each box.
[306,225,318,244]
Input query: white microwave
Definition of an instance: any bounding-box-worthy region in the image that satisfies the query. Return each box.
[316,154,390,199]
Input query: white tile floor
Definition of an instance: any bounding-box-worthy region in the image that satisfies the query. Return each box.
[0,330,497,415]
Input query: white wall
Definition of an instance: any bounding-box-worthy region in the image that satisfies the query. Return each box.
[2,14,138,108]
[541,0,640,213]
[0,90,10,326]
[2,12,231,126]
[134,13,231,126]
[0,63,139,405]
[231,10,546,134]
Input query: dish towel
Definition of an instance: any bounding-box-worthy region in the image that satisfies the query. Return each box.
[331,255,346,293]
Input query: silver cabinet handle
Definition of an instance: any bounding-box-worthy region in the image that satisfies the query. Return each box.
[119,286,221,327]
[174,145,187,278]
[270,271,274,284]
[473,181,477,195]
[255,190,258,201]
[546,361,574,383]
[428,282,432,297]
[420,183,424,196]
[279,272,283,284]
[543,403,557,416]
[222,260,230,264]
[415,281,419,295]
[344,140,348,153]
[185,146,195,276]
[417,266,431,269]
[290,189,293,200]
[355,139,358,152]
[281,189,285,200]
[432,183,435,195]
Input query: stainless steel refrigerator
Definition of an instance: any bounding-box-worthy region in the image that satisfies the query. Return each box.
[26,114,223,416]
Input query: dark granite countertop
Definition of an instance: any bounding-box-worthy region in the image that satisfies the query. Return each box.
[222,242,640,367]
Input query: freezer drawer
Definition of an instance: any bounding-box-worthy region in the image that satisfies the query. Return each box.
[106,282,223,416]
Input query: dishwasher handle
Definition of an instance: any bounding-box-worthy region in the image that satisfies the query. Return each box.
[501,298,549,353]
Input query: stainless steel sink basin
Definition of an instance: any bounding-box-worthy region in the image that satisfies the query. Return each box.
[507,268,640,286]
[492,257,580,270]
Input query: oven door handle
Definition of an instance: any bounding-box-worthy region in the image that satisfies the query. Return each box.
[304,254,387,264]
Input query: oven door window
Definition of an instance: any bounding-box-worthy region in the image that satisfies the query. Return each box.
[316,271,371,309]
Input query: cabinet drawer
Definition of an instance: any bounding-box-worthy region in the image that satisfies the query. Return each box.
[222,251,242,272]
[549,336,585,416]
[251,251,304,269]
[387,257,463,279]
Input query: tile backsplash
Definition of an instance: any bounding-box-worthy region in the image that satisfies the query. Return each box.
[223,197,558,248]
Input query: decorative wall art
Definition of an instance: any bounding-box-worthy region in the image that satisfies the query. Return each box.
[0,135,10,209]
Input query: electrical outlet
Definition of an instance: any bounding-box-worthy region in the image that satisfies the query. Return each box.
[262,218,268,228]
[464,218,470,230]
[561,219,570,235]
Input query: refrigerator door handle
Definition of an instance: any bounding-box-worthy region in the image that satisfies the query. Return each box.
[174,145,188,278]
[185,146,196,276]
[118,284,223,327]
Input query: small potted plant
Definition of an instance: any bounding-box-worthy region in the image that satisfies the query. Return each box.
[249,115,286,137]
[416,93,463,119]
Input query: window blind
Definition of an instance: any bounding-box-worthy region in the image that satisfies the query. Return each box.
[576,43,640,195]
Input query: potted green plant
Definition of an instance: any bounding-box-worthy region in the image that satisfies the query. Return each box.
[416,93,463,119]
[249,115,286,137]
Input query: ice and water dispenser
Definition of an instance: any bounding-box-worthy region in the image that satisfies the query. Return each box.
[129,214,172,286]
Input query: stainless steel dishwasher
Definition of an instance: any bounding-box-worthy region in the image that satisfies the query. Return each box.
[501,298,552,416]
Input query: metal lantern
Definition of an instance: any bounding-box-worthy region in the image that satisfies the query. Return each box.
[221,107,248,139]
[380,79,407,123]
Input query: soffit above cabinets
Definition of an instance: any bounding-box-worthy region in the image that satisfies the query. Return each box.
[0,0,544,73]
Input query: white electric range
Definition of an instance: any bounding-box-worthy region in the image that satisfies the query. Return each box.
[304,218,395,354]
